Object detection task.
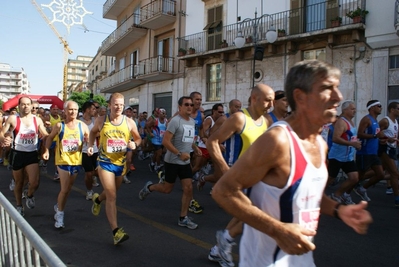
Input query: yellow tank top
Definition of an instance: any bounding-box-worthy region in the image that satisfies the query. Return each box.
[50,114,61,127]
[98,115,130,166]
[239,108,267,157]
[55,121,84,166]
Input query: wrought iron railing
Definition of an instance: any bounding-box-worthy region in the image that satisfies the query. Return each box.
[103,0,117,17]
[179,0,365,54]
[141,0,176,21]
[137,56,175,75]
[101,64,136,89]
[101,13,146,52]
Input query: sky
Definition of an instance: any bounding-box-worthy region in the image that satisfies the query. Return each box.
[0,0,116,96]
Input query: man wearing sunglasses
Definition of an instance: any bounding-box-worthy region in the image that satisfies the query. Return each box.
[353,100,385,202]
[139,96,202,230]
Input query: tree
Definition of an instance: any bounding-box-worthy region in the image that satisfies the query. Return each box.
[68,91,106,110]
[0,99,4,110]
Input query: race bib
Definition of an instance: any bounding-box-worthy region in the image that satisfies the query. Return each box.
[160,130,165,138]
[62,139,79,152]
[182,124,195,143]
[299,208,320,242]
[106,139,127,153]
[19,133,35,145]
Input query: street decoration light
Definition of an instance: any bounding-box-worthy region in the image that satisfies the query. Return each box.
[234,10,277,87]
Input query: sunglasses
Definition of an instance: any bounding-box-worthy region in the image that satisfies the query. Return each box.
[94,106,100,109]
[32,107,39,110]
[183,103,194,107]
[376,105,382,108]
[218,111,224,114]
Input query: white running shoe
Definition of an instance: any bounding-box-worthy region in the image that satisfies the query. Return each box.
[86,190,94,200]
[54,211,65,229]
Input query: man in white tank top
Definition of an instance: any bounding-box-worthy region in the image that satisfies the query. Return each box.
[212,60,373,267]
[378,101,399,207]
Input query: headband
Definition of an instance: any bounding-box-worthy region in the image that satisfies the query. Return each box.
[275,93,285,100]
[367,101,381,109]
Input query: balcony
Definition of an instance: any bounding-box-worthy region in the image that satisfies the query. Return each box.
[100,64,145,93]
[136,56,175,82]
[101,13,147,56]
[140,0,176,30]
[179,0,366,59]
[103,0,132,20]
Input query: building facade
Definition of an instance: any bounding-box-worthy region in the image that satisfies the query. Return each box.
[178,0,399,124]
[0,63,30,101]
[97,0,185,116]
[66,55,93,95]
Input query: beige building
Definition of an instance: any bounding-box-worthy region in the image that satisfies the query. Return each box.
[178,0,399,123]
[66,55,93,96]
[0,63,30,100]
[97,0,184,116]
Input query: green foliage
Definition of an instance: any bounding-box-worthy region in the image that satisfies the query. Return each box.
[67,91,106,110]
[331,16,342,23]
[0,99,3,110]
[346,7,369,19]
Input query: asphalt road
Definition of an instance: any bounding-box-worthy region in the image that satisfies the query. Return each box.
[1,157,398,267]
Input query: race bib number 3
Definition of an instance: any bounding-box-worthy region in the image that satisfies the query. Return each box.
[106,139,127,153]
[62,139,79,152]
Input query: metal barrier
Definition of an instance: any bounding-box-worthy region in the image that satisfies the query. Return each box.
[0,192,65,267]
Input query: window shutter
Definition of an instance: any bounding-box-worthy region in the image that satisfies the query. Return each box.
[289,0,303,35]
[326,0,339,28]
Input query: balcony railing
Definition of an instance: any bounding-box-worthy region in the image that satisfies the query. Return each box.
[101,64,145,92]
[101,13,147,55]
[137,56,174,75]
[179,0,365,54]
[140,0,177,29]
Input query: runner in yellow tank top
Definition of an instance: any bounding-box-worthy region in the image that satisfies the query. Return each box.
[43,101,90,229]
[239,108,268,158]
[87,92,142,246]
[206,84,275,266]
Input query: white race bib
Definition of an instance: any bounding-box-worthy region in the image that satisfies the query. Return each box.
[182,125,195,143]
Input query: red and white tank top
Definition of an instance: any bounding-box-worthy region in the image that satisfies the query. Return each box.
[13,116,38,152]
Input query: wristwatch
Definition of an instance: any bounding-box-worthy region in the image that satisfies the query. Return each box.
[176,151,182,157]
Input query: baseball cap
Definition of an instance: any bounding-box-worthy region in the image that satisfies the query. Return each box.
[50,104,60,109]
[124,106,133,111]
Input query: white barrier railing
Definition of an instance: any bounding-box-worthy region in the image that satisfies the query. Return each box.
[0,192,65,267]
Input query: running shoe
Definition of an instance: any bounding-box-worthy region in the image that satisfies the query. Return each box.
[138,151,145,160]
[188,199,203,214]
[3,158,9,167]
[158,170,165,184]
[330,193,342,203]
[92,176,100,187]
[341,194,355,205]
[139,181,153,200]
[216,230,235,267]
[9,178,15,191]
[148,163,155,172]
[123,176,131,184]
[202,162,212,175]
[0,158,3,164]
[208,246,221,262]
[16,206,24,217]
[86,190,94,200]
[196,172,206,191]
[353,186,371,201]
[53,171,60,181]
[178,216,198,229]
[386,188,393,195]
[130,164,136,171]
[91,193,101,216]
[54,211,65,229]
[26,196,35,209]
[114,228,129,245]
[22,188,28,199]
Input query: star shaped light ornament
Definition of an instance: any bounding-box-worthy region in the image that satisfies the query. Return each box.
[42,0,93,33]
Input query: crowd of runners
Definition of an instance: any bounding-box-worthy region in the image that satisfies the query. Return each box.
[0,60,378,266]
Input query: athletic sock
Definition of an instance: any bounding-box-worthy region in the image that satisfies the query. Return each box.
[223,229,234,242]
[113,227,119,235]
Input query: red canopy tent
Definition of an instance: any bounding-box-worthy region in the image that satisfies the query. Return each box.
[2,94,64,111]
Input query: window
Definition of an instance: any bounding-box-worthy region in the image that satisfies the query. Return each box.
[390,55,399,69]
[303,48,326,61]
[205,6,223,51]
[206,63,222,101]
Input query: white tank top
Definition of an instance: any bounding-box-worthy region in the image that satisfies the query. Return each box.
[13,116,39,152]
[239,121,327,267]
[80,117,98,153]
[198,116,215,148]
[383,116,398,148]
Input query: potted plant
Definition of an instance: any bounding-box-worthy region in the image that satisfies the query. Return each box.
[188,47,196,54]
[245,35,253,44]
[178,48,187,56]
[278,29,286,37]
[220,40,228,48]
[330,16,342,27]
[346,7,369,23]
